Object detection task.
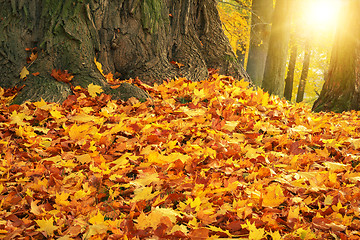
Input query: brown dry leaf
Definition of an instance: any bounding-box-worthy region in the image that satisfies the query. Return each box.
[51,69,74,83]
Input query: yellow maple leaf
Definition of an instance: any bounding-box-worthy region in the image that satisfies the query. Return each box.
[88,83,103,97]
[55,192,70,206]
[241,220,265,240]
[223,121,238,132]
[244,145,262,159]
[94,58,105,77]
[135,207,179,230]
[50,109,64,119]
[33,98,48,108]
[35,217,58,237]
[10,111,27,126]
[323,162,348,172]
[76,154,92,164]
[68,123,98,140]
[262,184,286,208]
[20,66,29,79]
[85,225,108,239]
[192,88,206,105]
[131,186,159,203]
[42,155,62,164]
[132,173,160,187]
[89,211,105,225]
[190,196,202,209]
[73,189,90,200]
[180,106,207,117]
[269,230,282,240]
[288,206,300,220]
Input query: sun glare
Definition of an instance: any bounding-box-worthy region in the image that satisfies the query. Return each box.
[304,0,341,32]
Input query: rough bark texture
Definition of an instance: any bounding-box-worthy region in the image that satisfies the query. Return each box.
[261,0,292,97]
[296,41,311,103]
[246,0,273,87]
[312,1,360,112]
[284,40,298,101]
[0,0,249,104]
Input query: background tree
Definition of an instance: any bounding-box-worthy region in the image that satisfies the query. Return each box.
[312,1,360,112]
[217,0,252,67]
[0,0,249,104]
[284,36,298,101]
[246,0,273,86]
[296,40,311,103]
[261,0,292,96]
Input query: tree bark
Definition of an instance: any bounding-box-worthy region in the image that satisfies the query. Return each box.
[284,38,298,101]
[261,0,292,97]
[246,0,273,87]
[312,1,360,112]
[296,40,311,103]
[0,0,249,104]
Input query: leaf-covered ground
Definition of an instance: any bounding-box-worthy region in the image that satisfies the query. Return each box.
[1,75,360,239]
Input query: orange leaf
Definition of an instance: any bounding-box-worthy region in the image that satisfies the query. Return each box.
[110,84,121,89]
[51,69,74,83]
[262,184,286,208]
[170,61,184,68]
[27,52,38,63]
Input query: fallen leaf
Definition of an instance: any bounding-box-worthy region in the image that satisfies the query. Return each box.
[88,83,103,97]
[35,217,58,237]
[20,67,29,79]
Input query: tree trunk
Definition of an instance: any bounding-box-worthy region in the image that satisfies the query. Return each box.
[246,0,273,86]
[261,0,292,97]
[284,38,298,101]
[296,40,311,103]
[312,1,360,112]
[0,0,249,104]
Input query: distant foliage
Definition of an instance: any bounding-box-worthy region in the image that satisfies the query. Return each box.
[217,0,251,65]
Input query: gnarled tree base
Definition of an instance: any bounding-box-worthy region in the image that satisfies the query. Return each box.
[0,0,249,104]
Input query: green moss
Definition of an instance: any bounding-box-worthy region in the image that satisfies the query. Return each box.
[224,54,237,63]
[141,0,166,34]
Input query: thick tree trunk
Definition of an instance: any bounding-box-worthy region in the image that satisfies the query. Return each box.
[246,0,273,87]
[296,41,311,103]
[284,38,298,101]
[0,0,249,104]
[312,1,360,112]
[261,0,292,97]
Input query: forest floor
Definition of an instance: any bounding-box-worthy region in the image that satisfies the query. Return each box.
[1,74,360,239]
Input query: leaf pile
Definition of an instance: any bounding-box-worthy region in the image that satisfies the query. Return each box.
[1,75,360,239]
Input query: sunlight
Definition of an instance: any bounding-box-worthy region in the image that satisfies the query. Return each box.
[304,0,341,32]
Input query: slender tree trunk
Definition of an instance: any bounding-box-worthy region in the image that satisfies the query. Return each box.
[284,38,298,101]
[246,0,273,86]
[296,40,311,103]
[0,0,249,104]
[261,0,292,97]
[312,1,360,112]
